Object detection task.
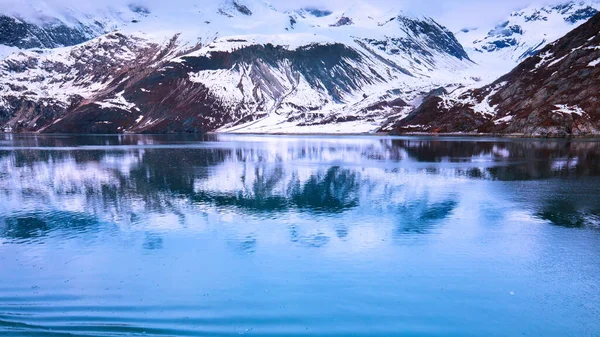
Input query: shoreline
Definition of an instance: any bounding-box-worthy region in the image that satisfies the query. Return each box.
[2,131,600,140]
[210,131,600,140]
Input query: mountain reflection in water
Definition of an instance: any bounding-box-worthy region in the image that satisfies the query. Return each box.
[0,134,599,337]
[1,135,598,237]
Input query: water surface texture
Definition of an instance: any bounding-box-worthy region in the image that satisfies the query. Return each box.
[0,134,599,336]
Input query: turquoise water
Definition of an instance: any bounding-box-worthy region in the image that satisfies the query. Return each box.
[0,134,599,336]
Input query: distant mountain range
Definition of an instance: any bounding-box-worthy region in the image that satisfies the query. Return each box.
[457,1,599,62]
[0,0,598,136]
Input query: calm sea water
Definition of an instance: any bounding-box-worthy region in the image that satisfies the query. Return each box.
[0,134,599,337]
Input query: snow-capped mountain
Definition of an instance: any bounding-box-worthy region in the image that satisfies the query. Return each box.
[457,0,599,77]
[0,0,477,134]
[2,0,598,136]
[0,1,149,58]
[386,11,600,137]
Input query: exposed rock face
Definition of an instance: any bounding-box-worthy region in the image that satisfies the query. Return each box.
[364,17,470,64]
[232,1,253,16]
[0,15,95,49]
[0,3,149,52]
[330,17,353,27]
[387,12,600,137]
[301,8,333,18]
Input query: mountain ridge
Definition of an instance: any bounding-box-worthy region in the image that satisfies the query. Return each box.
[0,0,477,134]
[0,0,598,136]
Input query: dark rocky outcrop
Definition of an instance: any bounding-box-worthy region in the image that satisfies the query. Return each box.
[0,15,95,49]
[330,17,353,27]
[363,16,471,64]
[302,8,332,18]
[232,1,253,16]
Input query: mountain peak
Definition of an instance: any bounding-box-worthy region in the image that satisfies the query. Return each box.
[455,0,600,80]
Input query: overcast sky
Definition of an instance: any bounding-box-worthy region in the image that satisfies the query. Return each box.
[1,0,565,30]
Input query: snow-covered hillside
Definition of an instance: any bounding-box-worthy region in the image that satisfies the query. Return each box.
[456,0,599,79]
[0,0,479,134]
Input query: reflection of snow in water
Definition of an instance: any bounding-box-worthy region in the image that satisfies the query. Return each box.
[0,135,598,245]
[551,158,579,171]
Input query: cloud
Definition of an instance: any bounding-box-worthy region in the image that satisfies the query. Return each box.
[0,0,569,31]
[270,0,564,30]
[398,0,558,30]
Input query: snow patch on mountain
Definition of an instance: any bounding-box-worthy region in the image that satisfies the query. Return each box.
[493,115,514,125]
[0,45,20,59]
[553,104,585,115]
[471,85,503,116]
[588,57,600,66]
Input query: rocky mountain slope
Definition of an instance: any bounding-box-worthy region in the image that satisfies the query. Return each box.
[386,11,600,137]
[0,0,477,134]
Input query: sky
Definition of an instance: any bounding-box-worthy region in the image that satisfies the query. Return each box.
[0,0,569,30]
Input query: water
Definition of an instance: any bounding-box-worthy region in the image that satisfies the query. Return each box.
[0,134,599,337]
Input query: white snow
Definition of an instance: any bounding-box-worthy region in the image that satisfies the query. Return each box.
[472,89,499,116]
[553,104,585,116]
[552,157,579,171]
[95,91,136,110]
[494,115,514,124]
[220,115,383,134]
[0,45,20,60]
[546,54,568,68]
[588,58,600,67]
[534,51,556,69]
